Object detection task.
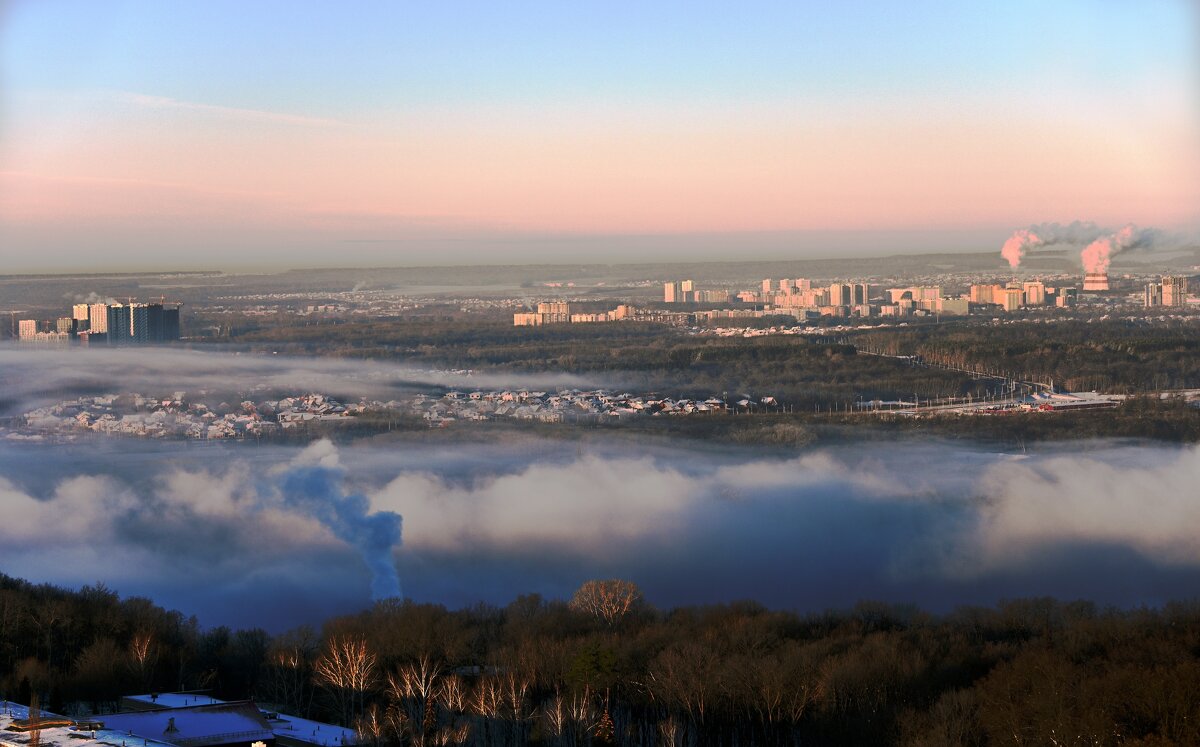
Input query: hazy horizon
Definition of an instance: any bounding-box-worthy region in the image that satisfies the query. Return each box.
[3,1,1197,272]
[1,232,1012,276]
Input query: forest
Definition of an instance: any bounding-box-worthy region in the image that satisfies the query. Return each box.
[3,573,1199,746]
[852,319,1200,393]
[204,316,991,406]
[204,315,1200,405]
[184,313,1200,445]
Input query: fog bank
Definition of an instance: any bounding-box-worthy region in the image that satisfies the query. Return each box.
[0,436,1194,630]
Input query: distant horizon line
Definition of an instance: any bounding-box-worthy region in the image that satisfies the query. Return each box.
[0,248,1026,279]
[3,244,1196,279]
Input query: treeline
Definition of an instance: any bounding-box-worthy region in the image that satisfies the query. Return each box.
[3,573,1200,745]
[853,319,1200,393]
[205,318,988,406]
[810,396,1200,444]
[0,575,266,713]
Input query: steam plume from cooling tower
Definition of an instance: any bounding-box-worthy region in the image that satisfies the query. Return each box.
[1081,223,1144,275]
[1000,229,1043,268]
[1001,221,1174,271]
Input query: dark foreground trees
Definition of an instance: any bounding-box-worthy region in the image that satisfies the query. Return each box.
[2,573,1200,745]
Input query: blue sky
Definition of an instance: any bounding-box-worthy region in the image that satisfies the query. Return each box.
[9,2,1191,107]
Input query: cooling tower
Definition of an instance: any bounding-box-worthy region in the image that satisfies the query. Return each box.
[1082,272,1110,291]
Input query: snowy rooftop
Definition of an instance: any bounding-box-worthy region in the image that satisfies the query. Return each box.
[97,702,273,747]
[121,696,222,710]
[121,696,356,747]
[0,702,176,747]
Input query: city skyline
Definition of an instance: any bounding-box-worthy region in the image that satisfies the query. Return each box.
[2,1,1198,272]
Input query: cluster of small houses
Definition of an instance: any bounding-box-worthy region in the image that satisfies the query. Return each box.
[19,392,364,439]
[400,389,768,425]
[17,389,774,439]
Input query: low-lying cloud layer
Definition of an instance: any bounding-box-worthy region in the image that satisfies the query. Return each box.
[0,345,602,417]
[0,436,1195,630]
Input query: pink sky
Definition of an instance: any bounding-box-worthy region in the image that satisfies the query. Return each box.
[2,88,1198,268]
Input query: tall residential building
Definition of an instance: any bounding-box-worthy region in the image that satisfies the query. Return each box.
[129,303,171,342]
[762,279,773,293]
[1022,281,1046,306]
[829,283,852,306]
[794,278,812,291]
[664,281,681,303]
[888,286,942,304]
[1001,287,1024,311]
[163,306,181,340]
[516,301,577,325]
[107,304,132,344]
[852,283,869,305]
[1162,276,1189,306]
[680,280,694,293]
[129,302,180,342]
[18,319,37,338]
[535,301,571,323]
[72,304,90,322]
[970,284,1005,304]
[1145,282,1163,307]
[55,317,75,335]
[88,303,109,334]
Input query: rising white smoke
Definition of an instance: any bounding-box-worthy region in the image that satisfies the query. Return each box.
[1001,221,1170,272]
[1000,229,1043,268]
[1080,223,1144,274]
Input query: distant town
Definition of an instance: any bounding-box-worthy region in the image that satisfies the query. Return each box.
[14,299,182,344]
[513,272,1192,327]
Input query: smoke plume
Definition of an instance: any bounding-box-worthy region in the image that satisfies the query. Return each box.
[278,441,403,600]
[1080,223,1153,274]
[1001,220,1175,271]
[999,221,1109,268]
[64,292,119,305]
[1000,229,1042,268]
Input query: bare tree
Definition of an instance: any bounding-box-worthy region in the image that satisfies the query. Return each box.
[540,686,598,747]
[27,692,41,747]
[645,642,718,726]
[470,676,502,720]
[354,703,384,747]
[383,703,409,743]
[569,580,644,626]
[436,675,467,714]
[263,628,318,716]
[387,656,441,747]
[658,715,681,747]
[502,672,532,744]
[542,693,568,740]
[129,630,156,690]
[314,636,378,725]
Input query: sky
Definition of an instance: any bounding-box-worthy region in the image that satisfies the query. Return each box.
[1,1,1198,271]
